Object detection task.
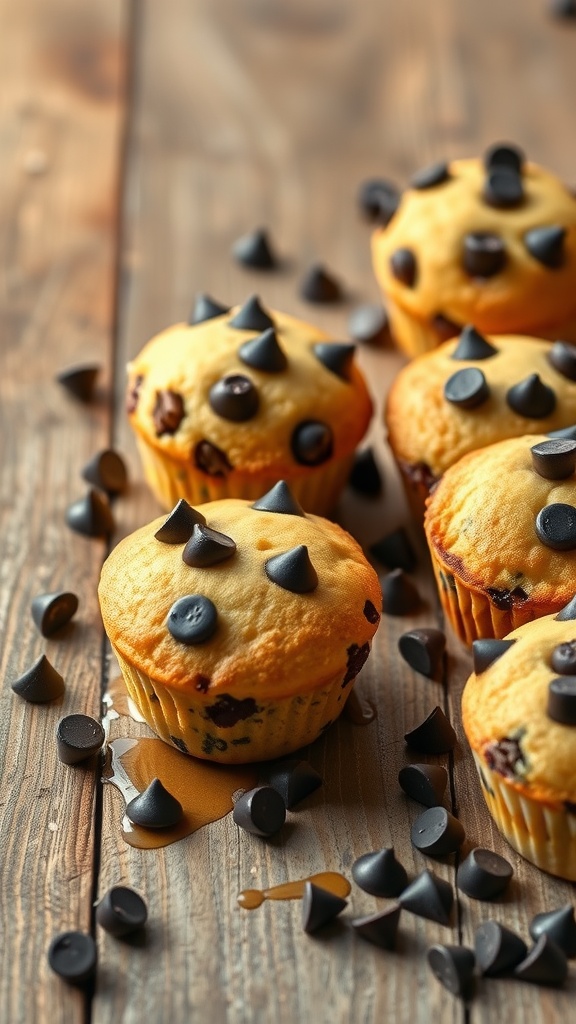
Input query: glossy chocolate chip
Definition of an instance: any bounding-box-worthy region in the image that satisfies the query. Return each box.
[291,421,333,466]
[66,488,114,538]
[484,167,524,208]
[427,945,475,998]
[251,481,305,517]
[56,364,100,402]
[232,786,286,837]
[126,778,183,828]
[550,0,576,16]
[530,906,576,958]
[363,599,380,624]
[302,881,347,933]
[399,869,454,925]
[267,760,323,809]
[456,848,513,900]
[182,523,236,567]
[451,325,499,361]
[194,440,232,476]
[189,293,229,325]
[411,162,450,190]
[313,342,355,381]
[475,921,528,976]
[82,449,128,495]
[551,640,576,675]
[548,340,576,381]
[11,655,65,703]
[357,178,400,225]
[390,248,417,287]
[31,591,78,637]
[555,594,576,620]
[524,226,566,269]
[535,503,576,550]
[398,628,446,679]
[300,264,343,303]
[514,935,568,986]
[432,313,462,341]
[531,438,576,480]
[444,367,489,409]
[352,848,408,897]
[209,374,259,422]
[548,425,576,442]
[484,142,525,174]
[381,569,420,615]
[348,448,382,498]
[370,528,416,572]
[404,707,457,754]
[472,638,516,674]
[96,887,148,938]
[547,676,576,724]
[48,932,97,985]
[411,806,465,857]
[265,546,318,594]
[153,389,185,435]
[348,304,389,346]
[238,328,287,373]
[154,499,206,543]
[352,904,401,949]
[56,714,105,765]
[507,373,556,418]
[229,295,275,331]
[463,232,507,278]
[398,764,448,808]
[167,594,218,644]
[232,228,277,269]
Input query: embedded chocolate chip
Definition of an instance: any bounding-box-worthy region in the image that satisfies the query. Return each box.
[484,167,524,208]
[348,304,389,346]
[363,600,380,624]
[514,935,568,986]
[357,178,400,225]
[81,449,128,494]
[451,325,499,361]
[351,905,401,950]
[444,367,489,409]
[194,440,232,476]
[153,390,185,435]
[126,778,183,828]
[548,340,576,381]
[484,142,525,174]
[96,887,148,938]
[472,638,516,674]
[205,695,260,728]
[463,232,507,278]
[182,523,236,567]
[530,906,576,958]
[209,374,259,422]
[475,921,528,976]
[300,264,343,303]
[48,932,97,986]
[56,714,105,765]
[126,374,143,414]
[154,499,206,543]
[251,481,305,517]
[189,293,229,325]
[484,736,526,779]
[398,628,446,679]
[11,655,65,703]
[352,849,408,897]
[370,528,416,572]
[66,489,114,538]
[390,248,417,286]
[531,438,576,480]
[238,328,287,373]
[233,786,286,837]
[524,225,566,269]
[302,881,347,933]
[268,760,323,808]
[555,594,576,620]
[382,569,420,615]
[312,342,355,381]
[456,848,513,900]
[398,764,448,807]
[404,707,457,754]
[411,162,450,190]
[535,503,576,550]
[56,364,100,402]
[432,313,462,341]
[342,642,370,687]
[411,806,465,857]
[232,228,277,269]
[265,545,318,594]
[229,295,275,331]
[547,676,576,724]
[551,640,576,675]
[427,945,475,998]
[31,591,78,637]
[399,869,454,925]
[167,594,218,644]
[291,421,333,466]
[506,373,556,418]
[349,448,382,498]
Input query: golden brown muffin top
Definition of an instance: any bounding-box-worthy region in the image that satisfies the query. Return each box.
[99,490,381,701]
[386,331,576,480]
[462,603,576,803]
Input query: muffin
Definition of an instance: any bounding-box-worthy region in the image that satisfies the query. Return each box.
[424,432,576,643]
[126,294,373,514]
[98,483,381,763]
[386,328,576,518]
[369,143,576,358]
[462,601,576,879]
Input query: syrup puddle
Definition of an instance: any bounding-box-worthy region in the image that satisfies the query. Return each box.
[238,872,351,910]
[344,689,376,725]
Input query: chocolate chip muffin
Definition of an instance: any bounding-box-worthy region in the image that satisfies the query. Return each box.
[368,144,576,357]
[386,328,576,518]
[424,432,576,642]
[462,600,576,879]
[126,295,373,514]
[98,483,381,763]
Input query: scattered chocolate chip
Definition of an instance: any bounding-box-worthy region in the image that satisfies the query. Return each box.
[300,264,343,303]
[31,591,78,637]
[56,714,105,765]
[550,0,576,16]
[530,906,576,958]
[411,806,465,857]
[531,438,576,480]
[291,421,333,466]
[194,439,232,476]
[167,594,218,644]
[189,293,229,325]
[96,886,148,938]
[351,904,401,949]
[475,921,528,976]
[399,869,454,925]
[548,340,576,381]
[238,328,287,373]
[404,707,457,754]
[457,848,513,900]
[472,638,516,674]
[357,178,400,225]
[81,449,128,494]
[153,389,185,435]
[155,499,206,543]
[348,304,388,346]
[232,785,286,836]
[229,295,275,331]
[411,162,450,190]
[484,167,524,208]
[451,325,499,361]
[555,594,576,620]
[126,778,183,829]
[432,313,462,341]
[444,367,490,409]
[265,545,318,594]
[205,695,260,728]
[549,425,576,442]
[507,373,556,418]
[126,374,143,414]
[524,226,566,269]
[390,248,417,287]
[551,640,576,675]
[427,945,475,998]
[547,676,576,724]
[11,654,65,703]
[268,760,323,808]
[535,503,576,550]
[398,628,446,679]
[382,569,420,616]
[463,232,507,278]
[363,599,380,624]
[484,142,525,174]
[48,932,97,986]
[182,523,236,567]
[251,480,305,517]
[302,881,347,933]
[514,935,568,987]
[232,228,277,269]
[398,764,448,808]
[370,528,416,572]
[312,342,355,381]
[352,848,408,897]
[349,448,382,498]
[209,374,259,422]
[56,364,100,402]
[484,736,526,779]
[66,488,114,538]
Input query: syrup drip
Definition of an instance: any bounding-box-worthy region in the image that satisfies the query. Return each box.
[237,872,351,910]
[344,688,376,725]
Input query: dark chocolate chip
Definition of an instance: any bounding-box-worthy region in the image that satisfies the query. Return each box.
[56,364,100,402]
[535,503,576,550]
[463,232,507,278]
[484,735,526,779]
[363,600,380,624]
[302,881,347,933]
[506,373,556,418]
[268,759,323,808]
[548,340,576,381]
[96,886,148,938]
[349,448,382,498]
[514,935,568,986]
[547,676,576,724]
[472,638,516,674]
[351,904,401,949]
[65,488,114,538]
[11,654,65,703]
[251,481,305,517]
[451,325,499,361]
[475,921,528,976]
[486,585,528,611]
[484,142,525,174]
[205,695,261,728]
[194,439,232,476]
[411,162,450,190]
[182,523,236,567]
[530,905,576,958]
[154,499,206,543]
[300,264,343,303]
[348,304,389,346]
[232,785,286,836]
[444,367,489,409]
[484,167,524,208]
[382,569,420,616]
[390,248,417,287]
[81,449,128,494]
[167,594,218,644]
[404,707,457,754]
[398,764,448,808]
[352,848,408,897]
[312,342,355,381]
[126,374,143,414]
[209,374,259,422]
[238,328,287,373]
[551,640,576,675]
[550,0,576,16]
[531,438,576,480]
[291,421,333,466]
[229,295,275,331]
[357,178,400,225]
[456,848,513,900]
[31,591,78,637]
[232,228,277,269]
[342,642,370,687]
[153,389,185,435]
[432,313,462,341]
[524,225,566,269]
[48,932,97,986]
[398,628,446,679]
[370,528,416,572]
[427,945,475,998]
[56,714,105,765]
[548,425,576,442]
[399,869,454,925]
[555,594,576,620]
[189,293,229,325]
[265,545,318,594]
[126,778,183,829]
[411,806,465,857]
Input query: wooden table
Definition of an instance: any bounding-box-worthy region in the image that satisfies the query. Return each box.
[1,1,575,1020]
